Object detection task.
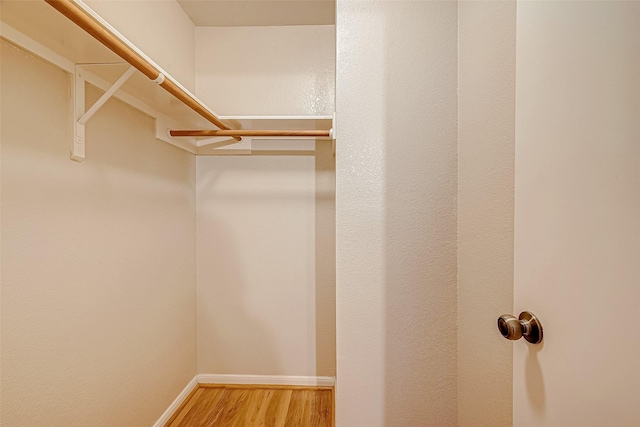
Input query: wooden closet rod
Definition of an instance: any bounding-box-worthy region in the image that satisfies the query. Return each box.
[170,129,332,138]
[44,0,240,140]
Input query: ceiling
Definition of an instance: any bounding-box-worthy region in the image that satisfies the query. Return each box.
[177,1,335,27]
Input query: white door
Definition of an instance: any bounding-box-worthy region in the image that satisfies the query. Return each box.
[513,1,640,426]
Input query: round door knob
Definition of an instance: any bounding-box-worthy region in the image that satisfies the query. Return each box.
[497,311,543,344]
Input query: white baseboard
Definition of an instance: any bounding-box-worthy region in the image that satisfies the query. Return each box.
[196,374,335,387]
[152,376,199,427]
[152,374,335,426]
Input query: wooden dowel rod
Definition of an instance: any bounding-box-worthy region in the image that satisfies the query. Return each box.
[45,0,159,79]
[45,0,236,138]
[170,129,332,138]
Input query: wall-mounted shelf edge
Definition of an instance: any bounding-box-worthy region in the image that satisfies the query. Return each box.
[188,115,334,155]
[1,0,335,159]
[219,116,333,120]
[0,22,200,158]
[44,0,233,133]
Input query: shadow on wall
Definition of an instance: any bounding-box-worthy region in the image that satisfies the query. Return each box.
[314,141,337,377]
[525,341,546,415]
[196,143,336,377]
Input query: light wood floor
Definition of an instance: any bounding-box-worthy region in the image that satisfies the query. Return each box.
[166,385,334,427]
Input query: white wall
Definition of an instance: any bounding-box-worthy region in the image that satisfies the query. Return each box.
[336,2,458,426]
[457,1,515,426]
[514,2,640,425]
[196,25,335,116]
[85,0,196,91]
[196,148,335,376]
[195,26,336,377]
[1,40,197,426]
[179,1,335,27]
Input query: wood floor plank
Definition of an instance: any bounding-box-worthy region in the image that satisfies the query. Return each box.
[300,390,314,425]
[272,389,293,427]
[316,390,333,427]
[284,390,308,426]
[263,389,284,427]
[201,389,231,427]
[173,388,225,427]
[231,388,263,427]
[167,387,204,427]
[167,385,330,427]
[216,388,251,425]
[253,388,276,426]
[198,389,233,426]
[202,388,238,426]
[244,389,268,425]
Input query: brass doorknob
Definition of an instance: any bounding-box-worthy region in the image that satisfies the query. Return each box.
[497,311,543,344]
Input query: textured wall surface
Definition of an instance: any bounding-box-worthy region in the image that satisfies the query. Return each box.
[196,25,335,116]
[514,2,640,425]
[195,25,336,377]
[457,1,515,426]
[336,2,458,426]
[1,41,197,426]
[196,147,335,377]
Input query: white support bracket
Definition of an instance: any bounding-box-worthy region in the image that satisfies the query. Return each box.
[154,114,198,154]
[72,65,136,161]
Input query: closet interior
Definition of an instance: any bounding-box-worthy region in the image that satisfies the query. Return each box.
[0,0,336,425]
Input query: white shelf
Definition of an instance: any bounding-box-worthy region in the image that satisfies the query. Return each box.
[219,116,332,132]
[0,0,212,130]
[0,0,334,158]
[192,116,332,155]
